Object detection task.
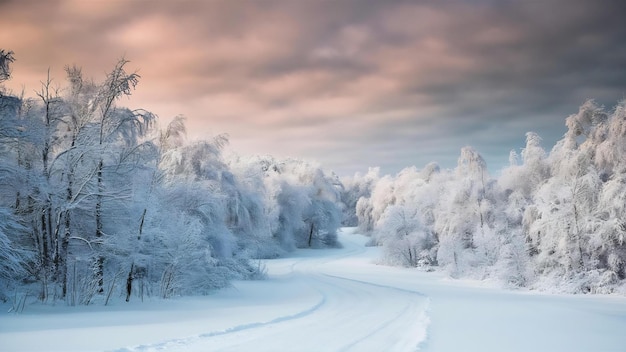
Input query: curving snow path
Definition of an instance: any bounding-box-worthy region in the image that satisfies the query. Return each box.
[115,229,430,352]
[2,228,626,352]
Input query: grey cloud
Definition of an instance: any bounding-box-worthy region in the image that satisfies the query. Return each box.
[2,0,624,176]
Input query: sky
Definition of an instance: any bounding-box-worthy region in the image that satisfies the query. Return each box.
[1,0,625,176]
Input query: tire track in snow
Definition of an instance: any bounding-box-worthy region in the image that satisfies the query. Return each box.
[114,232,431,352]
[323,274,430,352]
[321,273,429,297]
[316,274,430,352]
[337,299,430,352]
[321,274,431,352]
[199,273,427,352]
[113,290,327,352]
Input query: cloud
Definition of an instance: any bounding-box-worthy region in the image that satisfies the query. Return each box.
[1,0,625,176]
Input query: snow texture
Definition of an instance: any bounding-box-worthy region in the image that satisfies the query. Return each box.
[2,228,625,352]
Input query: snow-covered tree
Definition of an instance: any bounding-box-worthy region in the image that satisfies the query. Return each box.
[340,167,380,226]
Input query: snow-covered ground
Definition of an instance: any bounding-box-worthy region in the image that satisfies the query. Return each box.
[2,228,626,352]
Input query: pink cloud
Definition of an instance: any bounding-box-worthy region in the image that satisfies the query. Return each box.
[1,0,624,175]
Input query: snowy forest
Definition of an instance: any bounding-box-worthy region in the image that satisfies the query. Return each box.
[2,50,626,307]
[0,51,342,305]
[344,100,626,294]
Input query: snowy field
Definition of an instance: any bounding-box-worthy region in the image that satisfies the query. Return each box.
[1,228,626,352]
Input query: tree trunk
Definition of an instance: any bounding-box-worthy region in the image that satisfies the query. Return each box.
[308,223,314,247]
[60,211,70,299]
[61,136,76,299]
[125,263,134,302]
[138,208,147,240]
[40,210,49,268]
[95,159,104,293]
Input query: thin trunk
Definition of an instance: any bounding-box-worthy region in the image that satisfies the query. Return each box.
[60,170,73,298]
[62,136,76,298]
[308,223,314,247]
[43,144,49,178]
[59,136,77,298]
[40,211,49,268]
[61,216,69,299]
[95,82,109,295]
[15,146,22,210]
[53,211,62,281]
[95,159,104,293]
[46,204,53,260]
[138,208,147,240]
[42,83,50,180]
[31,211,40,261]
[96,160,103,238]
[572,193,584,269]
[43,70,52,256]
[39,73,56,296]
[125,263,134,302]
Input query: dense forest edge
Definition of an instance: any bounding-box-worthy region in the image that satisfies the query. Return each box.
[343,101,626,295]
[0,52,342,308]
[1,51,625,309]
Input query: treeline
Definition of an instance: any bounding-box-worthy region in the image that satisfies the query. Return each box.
[345,100,626,294]
[2,49,623,303]
[0,52,342,305]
